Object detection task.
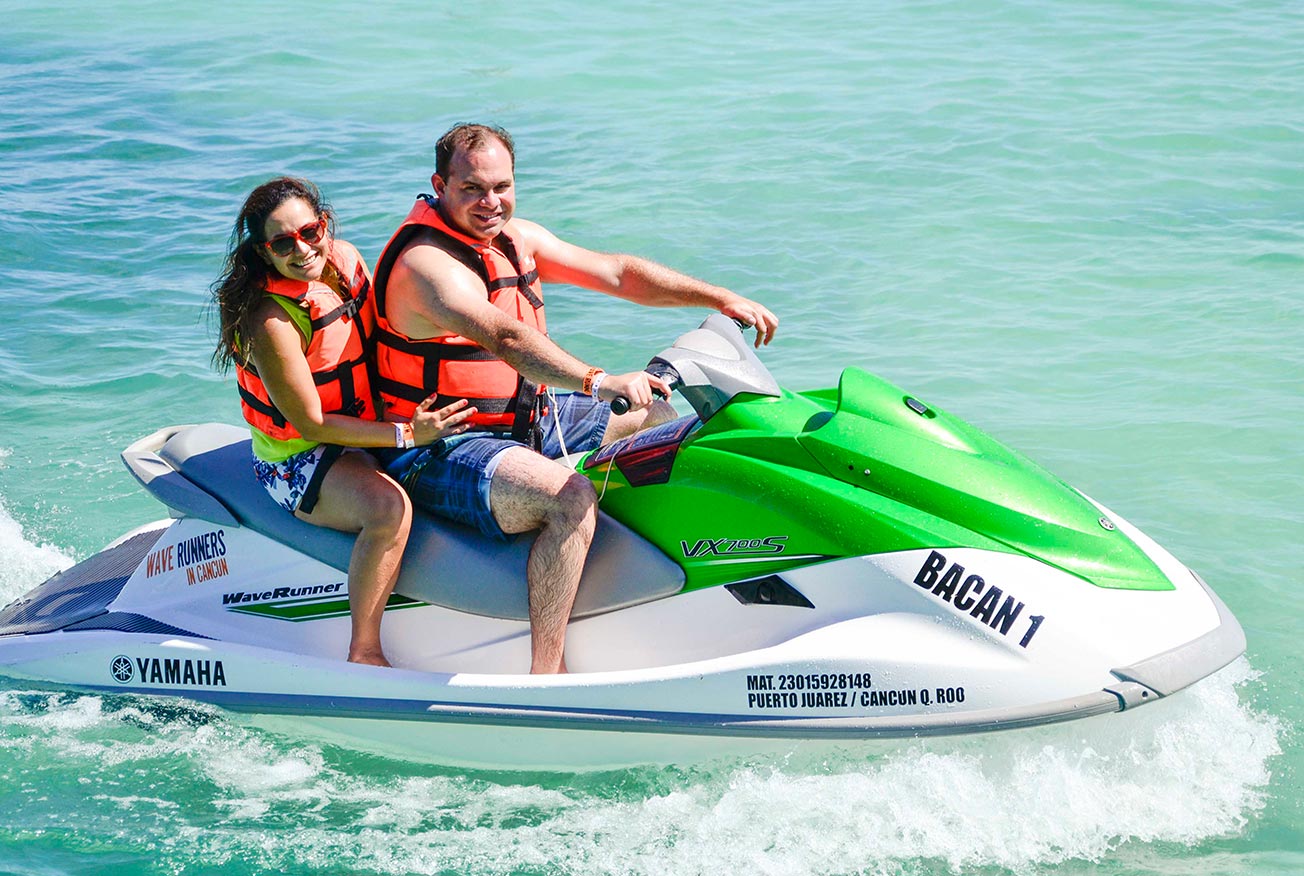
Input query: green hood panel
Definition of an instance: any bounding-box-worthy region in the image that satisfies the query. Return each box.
[795,368,1172,591]
[590,443,1013,591]
[585,368,1172,593]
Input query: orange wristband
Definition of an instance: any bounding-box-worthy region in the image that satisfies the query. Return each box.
[582,367,603,396]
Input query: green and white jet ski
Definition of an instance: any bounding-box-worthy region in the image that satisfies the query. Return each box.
[0,316,1245,768]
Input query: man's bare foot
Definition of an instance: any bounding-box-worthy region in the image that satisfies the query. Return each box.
[348,649,392,668]
[530,657,568,675]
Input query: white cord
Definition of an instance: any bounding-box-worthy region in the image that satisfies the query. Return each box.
[548,384,651,504]
[545,385,568,460]
[595,440,617,503]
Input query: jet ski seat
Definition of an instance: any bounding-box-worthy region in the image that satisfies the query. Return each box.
[122,424,685,621]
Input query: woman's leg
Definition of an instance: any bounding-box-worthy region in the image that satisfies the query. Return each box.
[296,451,413,666]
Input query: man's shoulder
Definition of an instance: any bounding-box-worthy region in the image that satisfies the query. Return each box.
[506,216,548,247]
[393,223,452,252]
[507,215,544,234]
[393,228,470,273]
[389,234,490,304]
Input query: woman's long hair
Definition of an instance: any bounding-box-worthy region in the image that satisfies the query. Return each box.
[210,177,338,371]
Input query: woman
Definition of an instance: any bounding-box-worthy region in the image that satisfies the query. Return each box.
[211,177,474,667]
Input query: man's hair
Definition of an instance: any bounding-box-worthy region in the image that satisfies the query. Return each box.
[435,123,515,179]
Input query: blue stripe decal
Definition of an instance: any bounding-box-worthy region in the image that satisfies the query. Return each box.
[75,684,877,738]
[63,612,209,638]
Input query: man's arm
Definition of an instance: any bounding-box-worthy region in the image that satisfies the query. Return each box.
[519,218,780,347]
[394,243,670,407]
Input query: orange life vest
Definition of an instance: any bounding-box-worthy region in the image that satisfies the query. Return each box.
[236,239,378,441]
[372,195,547,441]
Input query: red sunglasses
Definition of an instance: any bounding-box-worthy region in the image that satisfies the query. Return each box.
[261,217,328,258]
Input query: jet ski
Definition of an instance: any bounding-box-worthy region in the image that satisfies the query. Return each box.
[0,316,1245,769]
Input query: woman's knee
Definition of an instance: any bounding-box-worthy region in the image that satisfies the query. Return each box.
[358,475,413,537]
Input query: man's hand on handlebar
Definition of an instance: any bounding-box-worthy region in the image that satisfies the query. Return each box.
[597,370,673,414]
[720,297,779,348]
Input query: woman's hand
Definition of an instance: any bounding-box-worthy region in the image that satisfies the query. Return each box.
[410,396,477,445]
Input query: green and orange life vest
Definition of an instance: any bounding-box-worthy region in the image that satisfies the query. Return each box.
[235,239,378,449]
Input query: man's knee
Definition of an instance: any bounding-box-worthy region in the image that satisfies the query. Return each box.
[554,472,597,525]
[535,472,596,542]
[489,449,593,534]
[525,470,597,533]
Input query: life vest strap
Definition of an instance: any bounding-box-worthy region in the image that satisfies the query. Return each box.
[490,233,544,310]
[509,377,542,448]
[237,384,289,429]
[310,282,369,332]
[374,326,497,361]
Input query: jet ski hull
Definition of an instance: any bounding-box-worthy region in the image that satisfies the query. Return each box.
[0,513,1241,769]
[0,318,1245,768]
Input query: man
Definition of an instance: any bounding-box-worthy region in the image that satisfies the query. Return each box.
[372,123,778,673]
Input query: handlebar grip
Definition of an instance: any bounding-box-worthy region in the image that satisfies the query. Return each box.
[610,385,672,415]
[609,362,679,415]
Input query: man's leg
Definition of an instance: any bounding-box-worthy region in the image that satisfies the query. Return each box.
[602,398,677,444]
[542,390,678,455]
[487,447,597,674]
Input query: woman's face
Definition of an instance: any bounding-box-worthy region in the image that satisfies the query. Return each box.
[260,197,329,283]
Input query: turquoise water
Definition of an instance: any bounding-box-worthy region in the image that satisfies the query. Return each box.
[1,1,1300,873]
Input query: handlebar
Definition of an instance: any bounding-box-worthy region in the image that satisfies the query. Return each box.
[609,360,681,415]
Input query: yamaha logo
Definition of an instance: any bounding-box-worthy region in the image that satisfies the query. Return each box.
[1099,517,1116,531]
[110,655,133,683]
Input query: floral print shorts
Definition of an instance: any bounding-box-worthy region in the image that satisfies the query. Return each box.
[252,444,343,514]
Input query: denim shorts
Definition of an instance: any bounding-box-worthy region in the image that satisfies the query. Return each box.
[385,392,611,539]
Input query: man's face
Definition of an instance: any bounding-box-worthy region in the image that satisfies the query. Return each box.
[433,140,515,242]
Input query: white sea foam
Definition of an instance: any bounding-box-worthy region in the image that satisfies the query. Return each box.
[0,660,1277,875]
[0,497,73,603]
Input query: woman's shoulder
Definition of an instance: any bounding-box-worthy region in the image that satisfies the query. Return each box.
[252,293,304,323]
[329,237,373,291]
[250,294,312,348]
[330,238,368,272]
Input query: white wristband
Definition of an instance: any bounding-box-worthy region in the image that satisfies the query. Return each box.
[393,422,404,449]
[589,371,607,399]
